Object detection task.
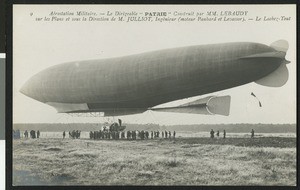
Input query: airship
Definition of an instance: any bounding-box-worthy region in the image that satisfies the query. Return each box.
[20,40,290,116]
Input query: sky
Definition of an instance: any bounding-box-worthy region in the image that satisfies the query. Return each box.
[13,5,296,125]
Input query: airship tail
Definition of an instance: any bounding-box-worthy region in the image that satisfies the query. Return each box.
[255,40,290,87]
[150,95,231,116]
[239,40,290,87]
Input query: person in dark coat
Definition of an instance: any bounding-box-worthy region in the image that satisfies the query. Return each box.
[63,131,66,139]
[223,130,226,139]
[33,130,36,138]
[72,130,76,139]
[37,130,40,138]
[251,129,255,138]
[141,130,145,140]
[98,130,101,139]
[145,131,149,139]
[24,130,28,138]
[30,130,36,139]
[93,131,97,140]
[173,131,176,139]
[210,129,214,139]
[127,131,131,140]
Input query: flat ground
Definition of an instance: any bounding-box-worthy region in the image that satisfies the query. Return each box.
[13,137,296,186]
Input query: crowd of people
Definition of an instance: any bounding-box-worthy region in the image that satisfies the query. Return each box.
[89,130,176,140]
[68,130,81,139]
[13,128,256,140]
[209,129,226,139]
[22,130,40,139]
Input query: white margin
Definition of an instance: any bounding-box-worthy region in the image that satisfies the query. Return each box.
[0,140,5,190]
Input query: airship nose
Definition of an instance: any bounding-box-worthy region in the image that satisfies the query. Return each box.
[19,74,42,102]
[20,79,33,98]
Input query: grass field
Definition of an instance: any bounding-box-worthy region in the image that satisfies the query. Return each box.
[13,137,296,186]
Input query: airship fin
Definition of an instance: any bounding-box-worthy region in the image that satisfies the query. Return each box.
[206,95,231,116]
[255,62,289,87]
[150,95,231,116]
[270,40,289,52]
[253,40,290,87]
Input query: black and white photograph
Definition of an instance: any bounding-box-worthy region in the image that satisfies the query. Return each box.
[12,4,296,186]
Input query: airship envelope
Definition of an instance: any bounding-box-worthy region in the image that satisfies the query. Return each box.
[20,40,290,116]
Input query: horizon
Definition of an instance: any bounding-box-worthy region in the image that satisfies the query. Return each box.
[12,123,297,134]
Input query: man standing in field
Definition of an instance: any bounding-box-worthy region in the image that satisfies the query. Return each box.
[24,130,28,138]
[173,131,176,139]
[251,129,255,138]
[98,130,102,139]
[30,130,36,139]
[94,131,97,139]
[141,130,145,140]
[127,131,131,140]
[63,131,66,139]
[216,130,220,138]
[116,131,120,140]
[210,129,214,138]
[223,130,226,139]
[37,130,40,138]
[72,130,76,139]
